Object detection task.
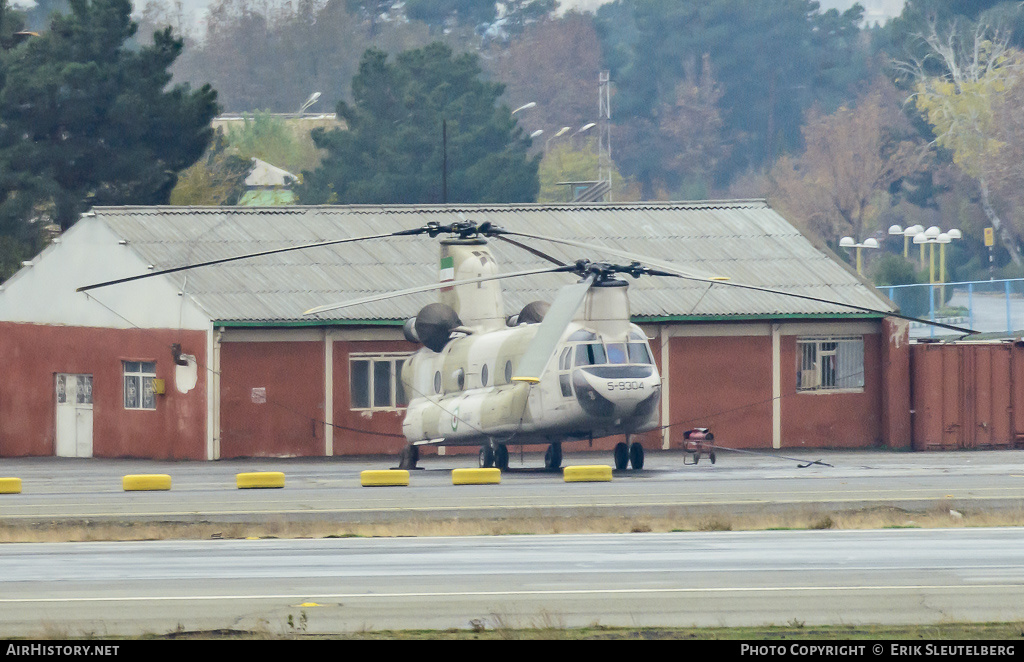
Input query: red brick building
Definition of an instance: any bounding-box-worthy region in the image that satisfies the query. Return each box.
[0,201,909,460]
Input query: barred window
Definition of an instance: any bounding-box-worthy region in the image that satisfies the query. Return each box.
[350,354,411,410]
[124,361,156,410]
[797,337,864,391]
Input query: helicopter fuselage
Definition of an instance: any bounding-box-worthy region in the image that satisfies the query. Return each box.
[401,319,662,448]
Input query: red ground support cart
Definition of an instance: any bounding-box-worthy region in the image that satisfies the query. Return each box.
[681,428,716,465]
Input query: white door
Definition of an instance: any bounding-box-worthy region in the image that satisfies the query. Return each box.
[55,374,93,457]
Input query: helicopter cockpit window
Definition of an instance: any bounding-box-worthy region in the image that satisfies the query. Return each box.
[628,342,654,364]
[559,347,572,371]
[575,343,607,366]
[605,343,627,364]
[558,346,573,397]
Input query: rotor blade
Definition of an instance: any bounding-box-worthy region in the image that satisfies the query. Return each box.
[303,265,577,316]
[492,234,567,267]
[76,227,429,293]
[512,274,596,383]
[498,228,976,336]
[495,229,725,281]
[643,267,978,336]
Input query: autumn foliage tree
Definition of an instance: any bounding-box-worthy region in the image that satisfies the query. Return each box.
[908,20,1024,264]
[487,11,602,146]
[652,54,726,198]
[769,80,929,243]
[600,0,871,193]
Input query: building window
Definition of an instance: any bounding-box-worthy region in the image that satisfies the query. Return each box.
[350,354,411,410]
[124,361,156,410]
[797,337,864,392]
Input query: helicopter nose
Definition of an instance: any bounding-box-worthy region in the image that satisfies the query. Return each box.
[573,377,616,417]
[572,367,659,419]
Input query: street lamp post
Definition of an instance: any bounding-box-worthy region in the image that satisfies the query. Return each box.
[545,126,571,154]
[940,229,962,286]
[297,92,321,117]
[839,236,879,275]
[911,226,962,285]
[912,227,962,321]
[572,122,596,145]
[889,224,924,259]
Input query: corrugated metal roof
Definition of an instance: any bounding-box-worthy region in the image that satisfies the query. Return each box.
[90,202,895,323]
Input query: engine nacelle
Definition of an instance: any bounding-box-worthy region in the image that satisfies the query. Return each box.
[507,300,550,326]
[406,303,462,352]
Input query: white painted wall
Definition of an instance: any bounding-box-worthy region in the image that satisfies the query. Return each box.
[0,217,212,331]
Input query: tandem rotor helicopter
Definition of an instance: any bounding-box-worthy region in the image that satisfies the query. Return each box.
[79,216,976,471]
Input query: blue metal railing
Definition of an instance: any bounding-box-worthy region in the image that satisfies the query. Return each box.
[879,278,1024,338]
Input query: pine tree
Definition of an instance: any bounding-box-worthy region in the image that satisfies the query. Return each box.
[297,43,540,205]
[0,0,219,233]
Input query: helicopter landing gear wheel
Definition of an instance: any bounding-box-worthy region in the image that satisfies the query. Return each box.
[629,442,644,470]
[544,443,562,470]
[494,444,509,470]
[398,444,419,470]
[613,442,629,470]
[479,444,494,468]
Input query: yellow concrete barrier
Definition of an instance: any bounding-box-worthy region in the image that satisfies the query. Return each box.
[0,477,22,494]
[563,465,613,483]
[122,474,172,491]
[360,470,409,487]
[452,468,501,485]
[236,472,286,489]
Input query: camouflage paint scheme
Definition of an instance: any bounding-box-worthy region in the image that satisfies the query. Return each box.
[401,239,661,449]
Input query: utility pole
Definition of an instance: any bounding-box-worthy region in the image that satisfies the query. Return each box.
[598,71,612,202]
[442,120,448,204]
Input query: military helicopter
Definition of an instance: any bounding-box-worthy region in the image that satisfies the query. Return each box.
[80,217,976,472]
[303,220,669,471]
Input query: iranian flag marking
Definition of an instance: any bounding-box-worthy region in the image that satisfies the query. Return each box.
[439,256,455,282]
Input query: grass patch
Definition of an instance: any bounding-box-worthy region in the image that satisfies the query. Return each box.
[1,503,1021,543]
[141,621,1024,640]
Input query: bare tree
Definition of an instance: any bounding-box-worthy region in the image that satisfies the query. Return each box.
[487,11,601,142]
[769,79,929,243]
[900,18,1024,264]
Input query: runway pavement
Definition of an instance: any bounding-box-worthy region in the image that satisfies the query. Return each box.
[1,449,1023,635]
[1,528,1023,635]
[1,448,1023,526]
